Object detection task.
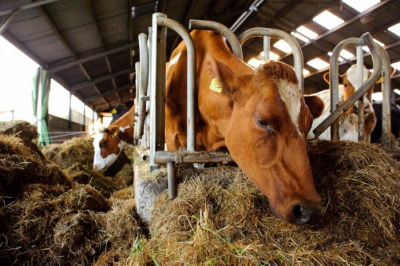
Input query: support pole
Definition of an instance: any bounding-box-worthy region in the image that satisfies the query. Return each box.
[379,45,392,149]
[263,35,270,61]
[167,162,176,199]
[150,13,167,172]
[136,33,149,141]
[357,45,364,141]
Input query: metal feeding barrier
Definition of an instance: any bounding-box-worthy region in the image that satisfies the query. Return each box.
[313,32,392,150]
[133,14,393,200]
[238,27,304,93]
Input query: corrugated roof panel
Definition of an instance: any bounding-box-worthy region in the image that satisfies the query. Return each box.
[93,0,128,20]
[61,24,102,54]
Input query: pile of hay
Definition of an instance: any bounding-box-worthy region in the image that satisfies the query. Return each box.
[121,141,400,265]
[0,134,141,265]
[42,137,133,197]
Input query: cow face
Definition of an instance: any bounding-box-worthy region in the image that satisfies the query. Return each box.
[323,65,373,114]
[93,127,126,170]
[208,57,323,224]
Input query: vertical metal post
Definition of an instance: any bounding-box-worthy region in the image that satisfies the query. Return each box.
[329,56,340,140]
[11,110,14,121]
[92,109,94,133]
[150,13,167,171]
[263,35,270,62]
[145,27,152,149]
[379,46,392,149]
[135,62,140,115]
[167,162,176,199]
[136,33,149,141]
[357,45,364,141]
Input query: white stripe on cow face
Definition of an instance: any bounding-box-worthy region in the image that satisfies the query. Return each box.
[275,79,302,136]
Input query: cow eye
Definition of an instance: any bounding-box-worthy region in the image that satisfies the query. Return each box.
[100,142,106,148]
[256,117,269,127]
[344,84,348,87]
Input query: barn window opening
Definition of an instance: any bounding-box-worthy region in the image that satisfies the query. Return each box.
[327,52,344,62]
[362,38,384,52]
[313,10,344,30]
[291,32,309,43]
[391,62,400,71]
[248,58,264,68]
[303,69,310,75]
[388,23,400,37]
[342,0,380,13]
[273,40,291,53]
[296,26,317,39]
[259,51,279,60]
[131,1,158,18]
[394,89,400,95]
[307,58,329,70]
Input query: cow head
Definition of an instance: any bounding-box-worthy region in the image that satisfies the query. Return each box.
[207,56,324,224]
[323,65,373,114]
[93,126,128,170]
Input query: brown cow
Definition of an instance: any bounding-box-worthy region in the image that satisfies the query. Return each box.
[166,30,324,224]
[93,104,135,170]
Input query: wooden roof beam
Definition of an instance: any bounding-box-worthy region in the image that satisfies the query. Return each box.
[0,0,61,17]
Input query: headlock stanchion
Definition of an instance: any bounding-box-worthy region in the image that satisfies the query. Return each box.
[238,27,304,93]
[189,19,243,60]
[135,33,149,143]
[313,33,383,141]
[378,45,392,149]
[148,13,233,199]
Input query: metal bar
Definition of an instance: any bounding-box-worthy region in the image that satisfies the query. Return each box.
[140,96,150,101]
[150,13,167,171]
[379,45,392,149]
[167,162,176,199]
[0,0,60,17]
[145,27,153,149]
[0,7,21,35]
[160,16,196,152]
[357,45,364,141]
[136,33,149,141]
[48,42,138,73]
[314,33,382,139]
[278,0,392,61]
[263,35,270,61]
[71,68,133,92]
[154,151,233,164]
[189,19,243,60]
[239,27,304,93]
[68,92,72,130]
[328,37,364,140]
[135,62,140,116]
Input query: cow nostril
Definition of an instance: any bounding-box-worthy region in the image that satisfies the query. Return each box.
[292,204,310,224]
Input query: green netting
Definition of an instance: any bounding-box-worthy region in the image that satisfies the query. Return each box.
[31,68,40,126]
[38,69,52,147]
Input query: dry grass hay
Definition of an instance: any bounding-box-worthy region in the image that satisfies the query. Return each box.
[49,138,95,169]
[64,163,131,198]
[114,163,134,186]
[42,143,62,161]
[111,187,134,200]
[123,141,400,265]
[0,134,72,201]
[0,183,110,265]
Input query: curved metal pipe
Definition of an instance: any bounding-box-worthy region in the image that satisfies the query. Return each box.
[189,19,243,60]
[238,27,304,93]
[313,33,382,139]
[135,33,149,140]
[157,16,196,152]
[378,45,392,149]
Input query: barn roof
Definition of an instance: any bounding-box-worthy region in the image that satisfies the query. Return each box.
[1,0,400,112]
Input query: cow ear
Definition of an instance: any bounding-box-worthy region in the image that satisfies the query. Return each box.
[304,95,324,119]
[206,54,241,96]
[323,72,330,84]
[109,126,120,138]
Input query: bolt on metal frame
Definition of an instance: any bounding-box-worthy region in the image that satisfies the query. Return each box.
[313,33,384,143]
[238,27,304,93]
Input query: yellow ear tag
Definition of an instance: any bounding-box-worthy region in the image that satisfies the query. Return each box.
[113,131,118,136]
[209,78,223,93]
[111,108,117,114]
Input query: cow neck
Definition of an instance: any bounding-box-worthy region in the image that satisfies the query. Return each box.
[107,104,135,145]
